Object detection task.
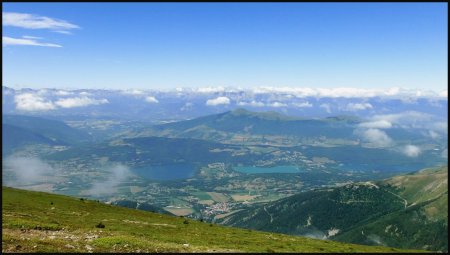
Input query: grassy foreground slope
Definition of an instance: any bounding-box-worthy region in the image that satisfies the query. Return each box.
[2,187,420,253]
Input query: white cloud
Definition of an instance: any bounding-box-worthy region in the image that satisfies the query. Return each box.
[53,30,72,35]
[292,101,313,108]
[4,156,55,187]
[320,103,331,113]
[367,111,447,136]
[3,36,62,47]
[238,100,265,107]
[79,91,92,96]
[22,35,42,39]
[206,96,230,106]
[427,130,440,139]
[359,128,393,147]
[122,89,145,96]
[268,102,288,108]
[14,92,109,110]
[54,90,74,96]
[3,12,79,31]
[145,96,159,103]
[87,164,132,197]
[253,87,381,97]
[345,103,373,111]
[14,93,56,111]
[372,112,419,123]
[439,90,448,97]
[358,120,392,129]
[430,121,448,134]
[402,145,421,157]
[36,89,50,95]
[385,87,400,96]
[317,88,379,98]
[55,97,109,108]
[251,86,444,98]
[197,86,225,93]
[371,111,435,127]
[252,87,318,97]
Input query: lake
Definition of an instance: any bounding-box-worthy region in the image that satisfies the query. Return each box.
[131,164,196,181]
[234,165,305,174]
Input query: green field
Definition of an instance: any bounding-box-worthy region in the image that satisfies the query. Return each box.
[2,186,423,253]
[191,191,212,200]
[234,165,305,174]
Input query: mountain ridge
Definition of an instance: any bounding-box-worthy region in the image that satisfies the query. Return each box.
[218,166,448,252]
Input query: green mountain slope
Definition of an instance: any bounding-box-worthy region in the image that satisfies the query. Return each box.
[2,115,94,156]
[385,167,448,208]
[128,109,429,153]
[46,136,256,166]
[219,182,406,237]
[219,166,448,252]
[334,167,448,251]
[2,186,420,253]
[137,108,359,140]
[333,193,447,251]
[111,200,174,216]
[2,124,58,155]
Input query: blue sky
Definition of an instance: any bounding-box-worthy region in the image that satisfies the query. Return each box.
[2,3,448,91]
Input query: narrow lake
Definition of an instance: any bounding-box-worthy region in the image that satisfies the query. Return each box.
[234,165,305,174]
[131,164,196,181]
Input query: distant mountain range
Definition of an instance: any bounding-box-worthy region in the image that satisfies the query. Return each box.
[133,108,439,143]
[5,109,446,175]
[218,166,448,252]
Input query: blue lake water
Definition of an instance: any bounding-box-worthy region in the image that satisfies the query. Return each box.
[131,164,196,181]
[234,165,305,174]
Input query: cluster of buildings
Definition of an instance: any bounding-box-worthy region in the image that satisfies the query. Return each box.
[202,202,234,216]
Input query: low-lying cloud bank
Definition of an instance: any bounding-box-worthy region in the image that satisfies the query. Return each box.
[206,96,230,106]
[3,156,55,186]
[86,164,133,197]
[14,93,109,111]
[14,93,56,111]
[402,145,421,157]
[345,103,373,111]
[358,120,392,129]
[355,128,393,148]
[292,101,313,108]
[55,97,109,108]
[238,100,265,107]
[237,100,312,108]
[145,96,159,103]
[357,111,448,138]
[249,87,447,98]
